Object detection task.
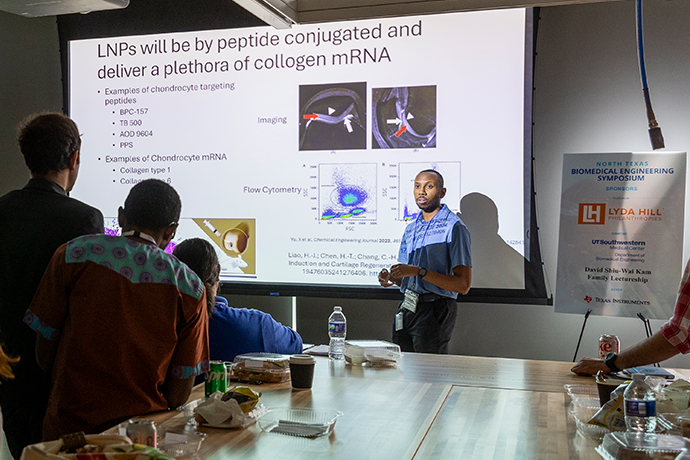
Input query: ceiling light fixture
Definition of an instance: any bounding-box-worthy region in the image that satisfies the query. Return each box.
[231,0,296,29]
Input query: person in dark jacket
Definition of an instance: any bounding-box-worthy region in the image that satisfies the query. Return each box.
[0,113,104,458]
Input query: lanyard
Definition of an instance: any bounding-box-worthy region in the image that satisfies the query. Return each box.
[122,230,157,246]
[409,205,446,289]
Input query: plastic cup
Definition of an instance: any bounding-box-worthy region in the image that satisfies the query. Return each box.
[289,354,316,390]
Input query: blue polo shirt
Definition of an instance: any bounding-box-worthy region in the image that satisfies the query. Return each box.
[209,296,303,362]
[398,204,472,299]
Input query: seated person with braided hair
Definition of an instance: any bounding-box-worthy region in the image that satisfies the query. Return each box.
[173,238,303,362]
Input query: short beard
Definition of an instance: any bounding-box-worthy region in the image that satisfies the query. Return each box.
[417,199,441,213]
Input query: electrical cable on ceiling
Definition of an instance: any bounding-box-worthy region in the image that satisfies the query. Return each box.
[636,0,665,150]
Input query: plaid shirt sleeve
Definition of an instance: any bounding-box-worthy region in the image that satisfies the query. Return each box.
[661,259,690,354]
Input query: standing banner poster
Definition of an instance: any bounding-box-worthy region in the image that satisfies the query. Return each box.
[555,152,686,319]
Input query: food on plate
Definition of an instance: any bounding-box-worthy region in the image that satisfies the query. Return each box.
[232,353,291,383]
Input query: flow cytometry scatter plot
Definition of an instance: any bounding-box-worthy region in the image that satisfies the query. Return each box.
[319,164,376,220]
[398,162,461,221]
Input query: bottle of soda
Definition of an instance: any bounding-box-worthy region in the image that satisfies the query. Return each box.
[328,306,346,360]
[624,373,657,432]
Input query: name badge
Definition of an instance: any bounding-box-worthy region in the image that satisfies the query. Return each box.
[402,289,419,313]
[395,311,404,331]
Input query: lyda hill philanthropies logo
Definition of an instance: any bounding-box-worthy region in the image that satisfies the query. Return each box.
[578,203,606,225]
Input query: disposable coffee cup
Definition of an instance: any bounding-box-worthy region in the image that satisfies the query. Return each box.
[289,354,316,390]
[596,374,623,406]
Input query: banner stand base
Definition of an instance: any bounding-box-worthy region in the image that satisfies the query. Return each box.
[572,309,592,362]
[637,312,660,367]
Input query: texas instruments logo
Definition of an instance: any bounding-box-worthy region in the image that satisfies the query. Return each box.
[584,295,592,303]
[578,203,606,225]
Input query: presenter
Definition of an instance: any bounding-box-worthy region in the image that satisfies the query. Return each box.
[0,113,103,458]
[378,169,472,353]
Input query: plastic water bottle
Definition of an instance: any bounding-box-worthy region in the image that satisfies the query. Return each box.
[328,306,347,360]
[624,373,657,432]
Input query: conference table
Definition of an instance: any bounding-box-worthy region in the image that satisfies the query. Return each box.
[106,354,683,459]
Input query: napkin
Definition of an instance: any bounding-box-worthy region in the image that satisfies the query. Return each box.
[196,391,245,427]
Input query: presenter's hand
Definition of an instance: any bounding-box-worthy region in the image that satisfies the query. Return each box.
[390,264,418,280]
[378,269,396,287]
[571,357,608,376]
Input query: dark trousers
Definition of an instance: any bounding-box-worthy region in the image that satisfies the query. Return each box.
[0,361,50,459]
[392,296,457,354]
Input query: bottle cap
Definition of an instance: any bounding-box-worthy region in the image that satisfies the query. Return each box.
[334,306,342,311]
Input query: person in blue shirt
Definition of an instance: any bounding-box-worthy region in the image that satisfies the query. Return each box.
[173,238,303,362]
[378,169,472,353]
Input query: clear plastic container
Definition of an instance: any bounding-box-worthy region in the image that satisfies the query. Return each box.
[257,408,343,437]
[595,432,688,460]
[157,429,207,458]
[176,398,204,431]
[564,384,602,409]
[231,353,291,383]
[571,411,611,440]
[655,414,690,438]
[657,414,683,436]
[344,340,402,367]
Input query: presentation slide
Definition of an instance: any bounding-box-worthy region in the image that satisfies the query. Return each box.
[69,8,529,290]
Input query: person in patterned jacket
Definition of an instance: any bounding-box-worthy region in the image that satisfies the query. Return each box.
[25,179,209,440]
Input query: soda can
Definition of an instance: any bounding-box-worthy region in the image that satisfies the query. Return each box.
[599,334,620,359]
[126,418,157,447]
[205,360,227,397]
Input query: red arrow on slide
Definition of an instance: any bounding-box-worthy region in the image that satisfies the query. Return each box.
[303,113,319,120]
[395,125,407,137]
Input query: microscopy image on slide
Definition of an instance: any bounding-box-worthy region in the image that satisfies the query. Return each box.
[194,219,256,275]
[319,163,376,220]
[104,217,256,275]
[104,217,183,254]
[398,162,460,221]
[372,86,437,149]
[299,82,367,151]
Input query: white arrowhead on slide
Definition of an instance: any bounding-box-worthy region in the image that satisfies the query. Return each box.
[406,113,414,120]
[328,107,335,115]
